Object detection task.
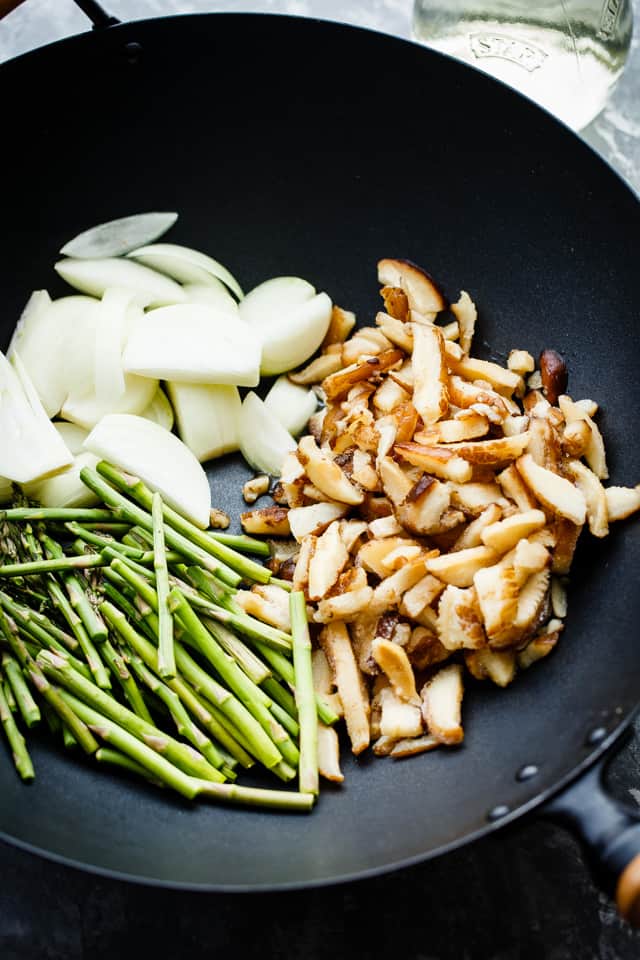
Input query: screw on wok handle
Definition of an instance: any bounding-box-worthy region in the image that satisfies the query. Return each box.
[545,757,640,927]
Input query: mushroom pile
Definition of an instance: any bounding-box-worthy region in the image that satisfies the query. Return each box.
[239,258,640,779]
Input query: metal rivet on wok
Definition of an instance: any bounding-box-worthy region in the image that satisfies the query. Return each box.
[516,764,539,782]
[487,804,510,822]
[586,726,607,746]
[124,41,143,62]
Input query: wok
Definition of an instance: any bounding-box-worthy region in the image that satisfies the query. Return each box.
[1,3,640,919]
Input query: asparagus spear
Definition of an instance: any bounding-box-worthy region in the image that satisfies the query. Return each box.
[36,650,226,784]
[95,746,162,785]
[46,578,110,689]
[40,535,108,644]
[151,493,175,679]
[1,508,116,522]
[79,467,241,587]
[0,680,34,781]
[2,652,40,728]
[99,639,154,724]
[59,689,312,811]
[2,677,17,712]
[290,591,318,796]
[0,591,78,652]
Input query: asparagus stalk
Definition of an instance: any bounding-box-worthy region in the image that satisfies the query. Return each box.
[101,602,252,770]
[36,650,226,784]
[95,746,162,785]
[261,679,300,739]
[1,508,115,522]
[59,690,312,810]
[77,522,131,535]
[46,578,110,689]
[65,522,145,558]
[2,652,41,727]
[270,577,293,592]
[62,725,77,750]
[95,461,271,584]
[0,591,79,655]
[151,493,175,679]
[290,591,318,796]
[207,531,270,557]
[0,680,34,781]
[252,638,340,727]
[170,592,299,770]
[79,466,241,587]
[2,677,17,712]
[40,535,108,644]
[100,639,154,724]
[0,553,105,577]
[200,618,271,685]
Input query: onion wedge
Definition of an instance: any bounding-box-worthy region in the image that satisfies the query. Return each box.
[182,282,238,316]
[167,382,241,462]
[127,243,243,299]
[0,351,72,484]
[239,391,297,475]
[25,452,100,508]
[264,376,317,436]
[140,388,174,431]
[54,258,185,307]
[123,304,260,386]
[60,213,178,259]
[84,414,211,528]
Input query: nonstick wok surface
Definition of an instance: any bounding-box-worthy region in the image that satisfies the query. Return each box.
[0,14,638,889]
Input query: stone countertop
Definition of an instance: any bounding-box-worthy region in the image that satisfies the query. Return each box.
[0,3,639,959]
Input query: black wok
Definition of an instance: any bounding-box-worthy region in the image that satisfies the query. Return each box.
[1,7,639,918]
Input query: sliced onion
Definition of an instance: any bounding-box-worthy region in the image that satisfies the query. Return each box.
[94,288,135,406]
[25,452,100,508]
[84,414,211,528]
[140,388,174,431]
[264,376,318,436]
[61,373,158,430]
[238,391,296,475]
[8,291,67,417]
[0,351,72,484]
[167,382,240,462]
[52,421,89,455]
[183,282,238,316]
[54,258,186,307]
[60,213,178,259]
[123,304,260,386]
[127,243,243,300]
[239,277,332,375]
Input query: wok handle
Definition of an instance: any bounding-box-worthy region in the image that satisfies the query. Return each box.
[545,755,640,926]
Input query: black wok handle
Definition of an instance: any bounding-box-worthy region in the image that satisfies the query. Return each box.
[0,0,119,28]
[545,752,640,926]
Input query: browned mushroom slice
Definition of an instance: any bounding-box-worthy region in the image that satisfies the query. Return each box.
[292,535,315,594]
[320,305,357,349]
[421,663,464,745]
[445,349,523,397]
[507,349,535,375]
[426,545,498,588]
[497,463,539,512]
[605,485,640,521]
[400,574,447,618]
[437,584,486,651]
[307,521,349,601]
[350,449,379,491]
[449,481,504,516]
[297,435,364,505]
[527,417,562,472]
[372,557,433,609]
[480,509,547,554]
[288,501,349,542]
[379,685,424,740]
[451,503,503,551]
[368,514,404,538]
[289,353,344,385]
[341,334,384,366]
[380,285,410,321]
[378,456,415,505]
[411,322,449,425]
[390,734,440,758]
[448,375,510,420]
[565,459,608,538]
[375,312,414,352]
[240,505,290,537]
[434,433,530,466]
[314,586,375,623]
[372,637,420,705]
[551,577,568,618]
[377,258,447,315]
[356,536,418,579]
[550,518,582,575]
[322,349,404,402]
[404,626,449,670]
[311,648,344,718]
[338,519,368,553]
[394,443,472,483]
[317,723,344,782]
[562,418,592,458]
[465,648,516,687]
[517,621,563,669]
[516,454,586,525]
[320,621,370,754]
[506,567,551,646]
[473,562,520,646]
[419,411,489,444]
[450,290,477,355]
[372,376,408,414]
[558,395,608,479]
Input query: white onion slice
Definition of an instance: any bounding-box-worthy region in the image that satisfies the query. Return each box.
[127,243,243,299]
[238,391,296,475]
[25,452,100,508]
[140,388,174,431]
[84,414,211,528]
[264,376,318,436]
[167,382,241,462]
[123,304,260,386]
[60,213,178,259]
[52,422,89,456]
[8,290,66,417]
[61,373,158,430]
[54,258,186,307]
[183,282,238,316]
[0,351,72,484]
[239,277,332,375]
[94,288,135,406]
